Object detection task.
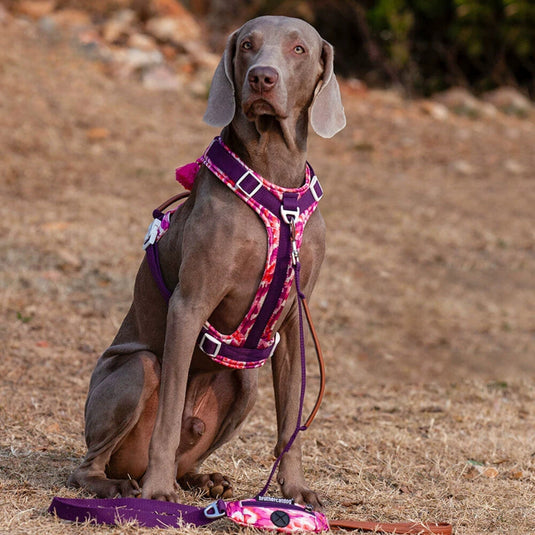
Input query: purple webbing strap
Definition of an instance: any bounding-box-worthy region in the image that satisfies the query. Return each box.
[146,243,172,302]
[257,259,308,498]
[48,497,222,528]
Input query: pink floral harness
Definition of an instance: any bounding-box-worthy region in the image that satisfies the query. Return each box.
[144,137,323,369]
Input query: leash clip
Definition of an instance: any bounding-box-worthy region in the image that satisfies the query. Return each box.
[287,219,300,265]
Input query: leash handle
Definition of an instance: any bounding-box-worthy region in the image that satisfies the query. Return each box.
[329,519,453,534]
[48,497,216,528]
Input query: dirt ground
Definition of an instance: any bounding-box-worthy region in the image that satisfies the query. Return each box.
[1,15,535,535]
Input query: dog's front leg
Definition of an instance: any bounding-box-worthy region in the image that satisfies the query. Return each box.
[271,305,323,510]
[141,288,207,501]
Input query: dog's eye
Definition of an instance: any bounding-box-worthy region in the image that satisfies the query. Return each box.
[294,45,306,54]
[242,41,253,51]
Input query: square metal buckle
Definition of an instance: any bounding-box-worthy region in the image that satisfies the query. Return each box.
[310,175,323,202]
[235,170,263,199]
[199,332,222,357]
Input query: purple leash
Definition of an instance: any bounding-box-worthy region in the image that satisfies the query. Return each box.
[257,228,309,498]
[48,234,314,528]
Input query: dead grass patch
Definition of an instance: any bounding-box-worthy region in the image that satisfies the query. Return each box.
[1,18,535,535]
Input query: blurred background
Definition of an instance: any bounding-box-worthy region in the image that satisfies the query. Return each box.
[1,0,534,384]
[2,0,534,98]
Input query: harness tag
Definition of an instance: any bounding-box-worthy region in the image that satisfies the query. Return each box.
[143,218,162,250]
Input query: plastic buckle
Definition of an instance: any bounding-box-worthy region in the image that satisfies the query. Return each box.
[204,501,226,519]
[310,175,323,202]
[143,218,162,250]
[198,332,222,357]
[268,332,281,358]
[236,170,263,199]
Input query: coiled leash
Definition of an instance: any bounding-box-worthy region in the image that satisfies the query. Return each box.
[49,167,452,534]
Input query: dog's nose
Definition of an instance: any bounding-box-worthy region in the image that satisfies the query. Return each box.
[248,66,279,93]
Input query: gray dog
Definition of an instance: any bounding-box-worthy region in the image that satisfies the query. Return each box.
[69,15,345,510]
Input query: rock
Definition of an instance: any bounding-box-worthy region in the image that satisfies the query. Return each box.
[482,87,532,116]
[145,14,201,46]
[420,100,449,121]
[101,8,137,43]
[127,32,158,51]
[102,19,127,43]
[504,159,525,176]
[109,47,164,77]
[434,87,482,117]
[14,0,56,19]
[142,65,182,91]
[450,160,477,176]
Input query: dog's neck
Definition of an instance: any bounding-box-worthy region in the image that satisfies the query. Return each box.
[222,113,308,189]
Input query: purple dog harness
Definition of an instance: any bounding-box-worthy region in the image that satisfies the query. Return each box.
[143,136,323,369]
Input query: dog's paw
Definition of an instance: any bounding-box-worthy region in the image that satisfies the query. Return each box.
[141,476,181,501]
[280,481,324,511]
[179,471,233,499]
[68,470,141,499]
[114,477,142,498]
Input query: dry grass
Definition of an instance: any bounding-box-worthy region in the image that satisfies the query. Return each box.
[2,17,535,535]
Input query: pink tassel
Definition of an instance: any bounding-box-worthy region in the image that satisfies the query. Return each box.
[175,160,201,190]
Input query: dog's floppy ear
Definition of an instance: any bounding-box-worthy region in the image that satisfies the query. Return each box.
[203,30,239,127]
[310,40,346,138]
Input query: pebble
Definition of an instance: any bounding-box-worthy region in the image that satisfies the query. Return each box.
[420,100,449,121]
[503,159,525,176]
[450,160,477,176]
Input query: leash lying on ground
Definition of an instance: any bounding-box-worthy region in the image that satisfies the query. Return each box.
[49,188,452,534]
[49,496,452,534]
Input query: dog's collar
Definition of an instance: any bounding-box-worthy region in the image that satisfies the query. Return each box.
[201,137,323,216]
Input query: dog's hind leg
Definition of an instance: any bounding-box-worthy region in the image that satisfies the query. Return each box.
[68,349,162,498]
[176,368,259,499]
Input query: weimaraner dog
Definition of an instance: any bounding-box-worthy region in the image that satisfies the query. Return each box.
[68,15,345,509]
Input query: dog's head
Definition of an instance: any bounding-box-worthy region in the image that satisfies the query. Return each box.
[203,16,346,139]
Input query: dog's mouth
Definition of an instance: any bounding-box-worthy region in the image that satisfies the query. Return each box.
[243,97,288,121]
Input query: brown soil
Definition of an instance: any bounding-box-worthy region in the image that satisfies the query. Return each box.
[1,16,535,535]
